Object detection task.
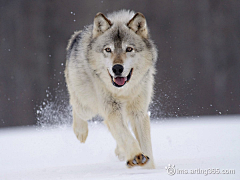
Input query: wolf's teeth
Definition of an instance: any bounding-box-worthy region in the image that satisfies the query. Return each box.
[124,77,127,81]
[113,78,115,82]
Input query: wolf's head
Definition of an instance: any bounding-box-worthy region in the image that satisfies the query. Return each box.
[88,10,157,90]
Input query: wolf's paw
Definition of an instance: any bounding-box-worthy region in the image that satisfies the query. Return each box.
[73,127,88,143]
[115,146,125,161]
[126,153,149,168]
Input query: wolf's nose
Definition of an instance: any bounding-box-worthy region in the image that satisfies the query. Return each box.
[112,64,124,76]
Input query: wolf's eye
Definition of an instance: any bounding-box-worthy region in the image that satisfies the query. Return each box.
[105,48,112,53]
[126,47,133,52]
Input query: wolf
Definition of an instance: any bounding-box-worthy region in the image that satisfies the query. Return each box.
[65,10,157,169]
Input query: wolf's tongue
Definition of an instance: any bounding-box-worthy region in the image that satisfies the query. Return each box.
[114,77,126,86]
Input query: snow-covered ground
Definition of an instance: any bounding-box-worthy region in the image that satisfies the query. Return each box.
[0,116,239,180]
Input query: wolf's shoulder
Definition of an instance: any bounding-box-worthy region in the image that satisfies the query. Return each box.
[66,30,82,58]
[66,25,94,60]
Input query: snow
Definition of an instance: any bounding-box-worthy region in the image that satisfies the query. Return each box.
[0,116,239,180]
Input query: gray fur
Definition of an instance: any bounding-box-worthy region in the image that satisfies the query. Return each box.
[65,10,157,169]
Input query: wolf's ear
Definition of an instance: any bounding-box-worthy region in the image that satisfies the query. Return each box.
[93,12,112,38]
[127,12,148,38]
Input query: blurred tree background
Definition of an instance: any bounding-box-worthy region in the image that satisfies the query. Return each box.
[0,0,240,127]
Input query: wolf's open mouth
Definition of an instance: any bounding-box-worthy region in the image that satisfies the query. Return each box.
[108,68,133,87]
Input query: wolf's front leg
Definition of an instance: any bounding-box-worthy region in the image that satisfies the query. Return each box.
[128,111,155,169]
[72,110,88,143]
[104,112,149,167]
[115,145,125,161]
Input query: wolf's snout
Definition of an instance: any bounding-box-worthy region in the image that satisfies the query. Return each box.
[112,64,124,76]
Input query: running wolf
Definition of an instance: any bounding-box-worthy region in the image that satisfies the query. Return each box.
[65,10,157,169]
